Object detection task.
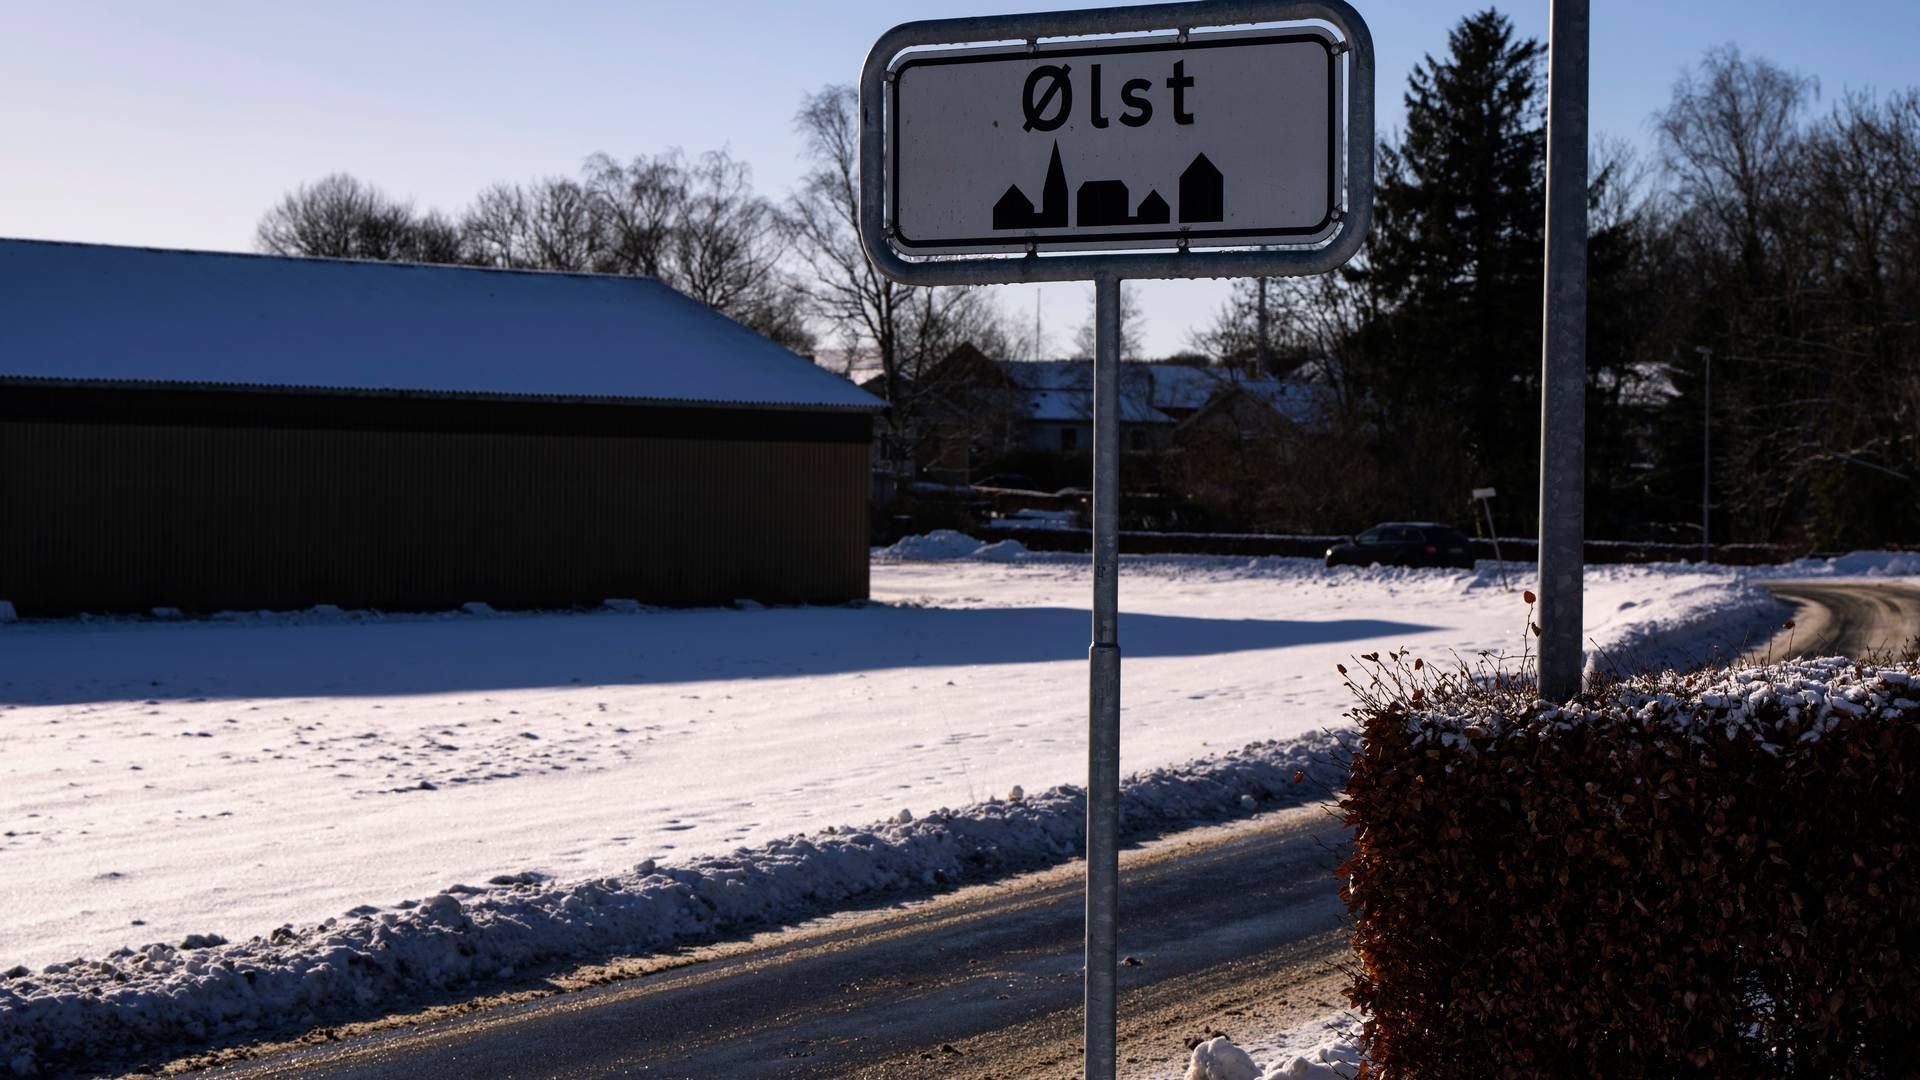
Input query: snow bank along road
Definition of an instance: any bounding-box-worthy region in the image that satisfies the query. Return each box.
[198,802,1352,1080]
[0,552,1799,972]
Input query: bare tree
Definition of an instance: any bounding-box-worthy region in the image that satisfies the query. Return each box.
[1186,262,1383,434]
[785,84,1008,475]
[460,176,605,272]
[1786,90,1920,535]
[1188,278,1276,370]
[255,173,458,263]
[574,149,810,351]
[406,211,468,265]
[667,153,776,310]
[1653,48,1920,545]
[266,154,811,351]
[1657,46,1817,271]
[669,151,812,352]
[583,151,683,279]
[1071,283,1149,361]
[459,183,533,269]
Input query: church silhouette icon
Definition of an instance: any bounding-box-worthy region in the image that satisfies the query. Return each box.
[993,145,1070,229]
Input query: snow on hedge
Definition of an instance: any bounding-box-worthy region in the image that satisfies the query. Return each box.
[0,731,1351,1074]
[1405,656,1918,743]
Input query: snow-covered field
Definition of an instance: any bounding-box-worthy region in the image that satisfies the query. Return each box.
[0,549,1801,973]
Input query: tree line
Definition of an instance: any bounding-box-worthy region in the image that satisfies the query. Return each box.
[259,12,1917,548]
[1184,12,1918,548]
[258,147,815,351]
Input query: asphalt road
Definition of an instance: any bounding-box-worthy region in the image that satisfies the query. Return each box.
[196,803,1354,1080]
[1752,580,1920,662]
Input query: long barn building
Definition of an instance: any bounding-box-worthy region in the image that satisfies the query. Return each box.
[0,239,883,616]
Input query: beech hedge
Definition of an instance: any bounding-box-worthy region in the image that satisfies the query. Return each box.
[1341,656,1920,1078]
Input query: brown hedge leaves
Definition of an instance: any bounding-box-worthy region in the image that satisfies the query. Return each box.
[1340,661,1920,1078]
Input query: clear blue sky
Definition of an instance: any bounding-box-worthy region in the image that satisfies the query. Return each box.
[3,1,1915,357]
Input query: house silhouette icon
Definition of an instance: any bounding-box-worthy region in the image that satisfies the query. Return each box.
[1179,154,1224,223]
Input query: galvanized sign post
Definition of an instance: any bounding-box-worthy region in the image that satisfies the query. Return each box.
[859,4,1373,1074]
[1537,0,1587,702]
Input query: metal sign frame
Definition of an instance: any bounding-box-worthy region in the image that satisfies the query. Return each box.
[887,27,1343,254]
[858,5,1374,1078]
[858,0,1375,285]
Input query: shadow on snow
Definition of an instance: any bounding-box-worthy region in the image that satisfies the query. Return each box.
[0,605,1441,705]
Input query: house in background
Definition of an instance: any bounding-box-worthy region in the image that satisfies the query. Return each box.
[0,239,885,615]
[1000,360,1174,455]
[1148,362,1332,443]
[866,346,1331,485]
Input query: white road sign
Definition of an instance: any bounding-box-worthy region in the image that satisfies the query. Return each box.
[888,30,1341,255]
[1472,487,1498,500]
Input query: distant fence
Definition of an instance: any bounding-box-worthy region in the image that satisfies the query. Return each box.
[979,527,1343,558]
[892,481,1911,565]
[976,526,1815,566]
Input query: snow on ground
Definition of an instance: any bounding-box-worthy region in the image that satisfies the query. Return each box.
[1774,550,1920,578]
[1184,1015,1363,1079]
[1,733,1352,1073]
[0,550,1784,976]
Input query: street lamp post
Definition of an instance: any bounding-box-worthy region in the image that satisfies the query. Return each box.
[1696,345,1712,564]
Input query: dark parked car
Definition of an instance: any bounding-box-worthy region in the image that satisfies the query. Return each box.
[1325,522,1476,570]
[971,473,1039,492]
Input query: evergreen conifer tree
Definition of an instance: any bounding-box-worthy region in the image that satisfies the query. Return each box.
[1359,10,1546,515]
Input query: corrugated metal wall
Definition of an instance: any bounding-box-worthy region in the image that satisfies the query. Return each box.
[0,404,871,615]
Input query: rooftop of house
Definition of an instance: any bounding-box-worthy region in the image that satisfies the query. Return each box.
[999,358,1328,427]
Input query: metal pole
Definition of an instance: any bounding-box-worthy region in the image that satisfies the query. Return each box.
[1085,272,1122,1080]
[1255,274,1271,375]
[1699,346,1712,564]
[1537,0,1588,701]
[1035,290,1044,360]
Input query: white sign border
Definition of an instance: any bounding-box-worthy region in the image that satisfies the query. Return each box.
[858,0,1376,286]
[888,27,1342,254]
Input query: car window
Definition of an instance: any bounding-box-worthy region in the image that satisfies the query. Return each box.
[1384,526,1423,544]
[1357,528,1387,545]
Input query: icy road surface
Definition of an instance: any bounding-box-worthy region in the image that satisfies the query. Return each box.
[0,554,1775,968]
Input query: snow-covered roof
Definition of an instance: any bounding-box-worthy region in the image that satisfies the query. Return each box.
[1001,361,1172,425]
[1139,363,1235,412]
[0,239,883,412]
[1000,360,1089,393]
[1612,361,1682,409]
[996,359,1328,427]
[1208,378,1332,428]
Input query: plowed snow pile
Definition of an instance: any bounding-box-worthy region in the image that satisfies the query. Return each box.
[2,734,1350,1073]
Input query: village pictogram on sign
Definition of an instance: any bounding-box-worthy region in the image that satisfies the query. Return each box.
[992,143,1223,230]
